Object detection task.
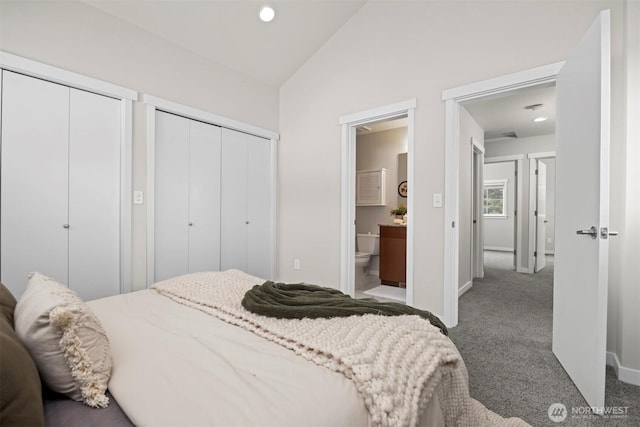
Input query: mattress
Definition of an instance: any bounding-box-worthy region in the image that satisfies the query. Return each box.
[88,290,445,427]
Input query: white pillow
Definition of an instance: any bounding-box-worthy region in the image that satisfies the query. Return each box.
[14,273,111,407]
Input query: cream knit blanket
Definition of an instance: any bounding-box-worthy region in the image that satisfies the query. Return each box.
[152,270,528,427]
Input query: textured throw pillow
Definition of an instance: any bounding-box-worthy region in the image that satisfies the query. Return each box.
[0,283,45,427]
[14,273,112,408]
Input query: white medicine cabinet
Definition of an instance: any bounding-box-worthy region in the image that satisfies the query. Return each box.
[356,168,386,206]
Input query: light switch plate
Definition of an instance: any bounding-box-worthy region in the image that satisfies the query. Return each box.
[433,193,443,208]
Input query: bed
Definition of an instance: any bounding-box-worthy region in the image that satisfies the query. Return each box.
[1,270,528,427]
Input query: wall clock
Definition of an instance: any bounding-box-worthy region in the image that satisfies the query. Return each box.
[398,180,408,198]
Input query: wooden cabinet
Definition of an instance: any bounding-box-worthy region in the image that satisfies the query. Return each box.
[379,225,406,287]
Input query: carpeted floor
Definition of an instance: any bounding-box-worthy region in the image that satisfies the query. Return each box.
[447,251,640,426]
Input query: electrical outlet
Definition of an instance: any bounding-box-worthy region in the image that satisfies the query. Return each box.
[294,259,300,270]
[134,190,144,205]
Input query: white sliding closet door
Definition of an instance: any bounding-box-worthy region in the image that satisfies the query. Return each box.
[155,111,190,281]
[1,71,123,300]
[1,71,70,295]
[220,128,271,278]
[68,88,121,300]
[221,128,249,272]
[154,112,222,282]
[246,134,271,279]
[188,120,222,273]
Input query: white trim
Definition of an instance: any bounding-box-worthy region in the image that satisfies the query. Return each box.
[119,99,133,294]
[471,137,485,154]
[516,159,524,272]
[269,138,278,280]
[528,151,556,159]
[0,51,137,100]
[443,99,460,327]
[443,64,562,327]
[607,352,640,386]
[339,100,416,306]
[142,94,279,141]
[485,154,525,163]
[528,161,537,274]
[146,105,157,287]
[442,62,564,102]
[338,99,416,125]
[458,281,472,297]
[405,107,415,306]
[484,246,514,252]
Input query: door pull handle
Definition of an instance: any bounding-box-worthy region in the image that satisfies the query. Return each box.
[576,226,598,239]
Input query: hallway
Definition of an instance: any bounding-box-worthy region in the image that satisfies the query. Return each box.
[448,251,639,426]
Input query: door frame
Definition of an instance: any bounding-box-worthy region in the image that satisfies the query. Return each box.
[338,99,416,305]
[483,156,525,271]
[143,94,279,286]
[442,62,564,327]
[471,139,485,281]
[0,50,136,295]
[528,151,556,273]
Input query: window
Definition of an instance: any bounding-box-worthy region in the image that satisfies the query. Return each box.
[483,179,508,217]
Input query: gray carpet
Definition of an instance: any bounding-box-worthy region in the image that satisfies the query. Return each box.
[447,251,640,426]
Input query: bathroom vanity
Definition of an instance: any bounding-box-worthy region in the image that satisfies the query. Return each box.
[378,225,406,287]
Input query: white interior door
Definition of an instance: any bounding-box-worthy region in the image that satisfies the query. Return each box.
[220,128,249,272]
[188,120,222,273]
[68,88,121,301]
[155,111,190,281]
[535,161,547,272]
[553,10,610,411]
[1,71,69,296]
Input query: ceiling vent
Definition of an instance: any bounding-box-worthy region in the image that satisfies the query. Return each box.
[485,131,518,143]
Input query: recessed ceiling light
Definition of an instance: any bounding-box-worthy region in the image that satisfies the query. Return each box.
[259,5,275,22]
[533,117,547,123]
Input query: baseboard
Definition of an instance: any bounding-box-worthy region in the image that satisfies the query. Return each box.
[483,246,514,252]
[607,351,640,386]
[458,281,472,297]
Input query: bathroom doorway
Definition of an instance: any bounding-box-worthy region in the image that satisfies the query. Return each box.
[338,99,416,306]
[353,116,408,302]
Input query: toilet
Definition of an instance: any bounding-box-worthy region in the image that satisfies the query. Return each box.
[355,233,380,288]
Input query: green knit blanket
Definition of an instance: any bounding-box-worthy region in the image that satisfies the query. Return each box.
[241,281,448,336]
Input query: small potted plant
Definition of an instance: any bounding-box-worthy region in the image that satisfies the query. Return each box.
[390,204,407,220]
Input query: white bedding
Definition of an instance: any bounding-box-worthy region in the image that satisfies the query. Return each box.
[88,289,445,426]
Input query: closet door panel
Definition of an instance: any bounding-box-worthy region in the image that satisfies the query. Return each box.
[155,112,190,281]
[68,89,121,301]
[220,128,248,272]
[246,136,271,279]
[0,71,69,296]
[188,120,222,273]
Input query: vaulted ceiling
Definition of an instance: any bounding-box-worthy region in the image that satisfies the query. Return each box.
[83,0,366,87]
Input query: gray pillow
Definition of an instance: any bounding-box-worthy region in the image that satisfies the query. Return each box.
[0,282,45,427]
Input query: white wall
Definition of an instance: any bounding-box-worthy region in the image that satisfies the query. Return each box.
[278,0,638,375]
[355,127,408,235]
[458,107,484,289]
[0,1,279,291]
[483,162,516,252]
